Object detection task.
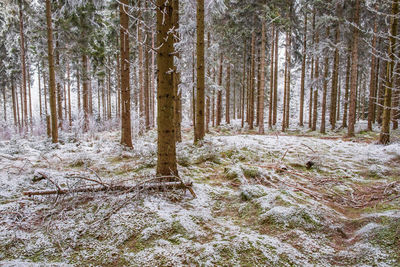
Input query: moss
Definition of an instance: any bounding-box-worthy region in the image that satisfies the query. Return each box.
[224,167,240,180]
[177,154,191,167]
[241,166,260,179]
[373,218,400,255]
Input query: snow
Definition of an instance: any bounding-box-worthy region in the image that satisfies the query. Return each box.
[0,130,399,266]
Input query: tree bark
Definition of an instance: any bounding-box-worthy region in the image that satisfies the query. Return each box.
[156,0,178,176]
[119,0,132,147]
[330,8,340,129]
[216,54,223,126]
[342,53,351,128]
[321,27,330,134]
[195,0,205,142]
[225,62,231,124]
[259,20,266,134]
[273,30,279,126]
[379,0,399,144]
[45,0,58,143]
[268,26,274,128]
[18,0,27,129]
[299,14,307,127]
[348,0,361,137]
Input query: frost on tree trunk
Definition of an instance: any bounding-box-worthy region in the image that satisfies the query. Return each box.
[348,0,360,137]
[380,0,399,144]
[119,0,132,148]
[258,19,266,134]
[156,0,178,176]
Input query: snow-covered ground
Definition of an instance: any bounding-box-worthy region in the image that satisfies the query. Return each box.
[0,126,399,266]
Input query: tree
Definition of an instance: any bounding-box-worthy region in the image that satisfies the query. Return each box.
[156,0,178,176]
[379,0,399,144]
[347,0,360,137]
[45,0,58,143]
[119,0,132,148]
[195,0,205,143]
[258,19,266,134]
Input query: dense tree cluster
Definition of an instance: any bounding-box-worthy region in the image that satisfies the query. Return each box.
[0,0,399,173]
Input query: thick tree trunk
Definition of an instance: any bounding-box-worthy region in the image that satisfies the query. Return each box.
[348,0,361,137]
[156,0,178,176]
[119,0,132,147]
[145,32,150,130]
[173,0,182,142]
[380,0,399,144]
[195,0,205,142]
[45,0,58,143]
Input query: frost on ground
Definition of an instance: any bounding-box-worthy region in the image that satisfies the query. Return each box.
[0,126,399,266]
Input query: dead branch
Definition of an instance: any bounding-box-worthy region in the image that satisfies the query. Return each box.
[23,181,194,197]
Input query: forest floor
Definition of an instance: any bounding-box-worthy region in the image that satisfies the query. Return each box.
[0,121,400,266]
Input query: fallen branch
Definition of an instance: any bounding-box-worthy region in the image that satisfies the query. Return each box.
[23,181,194,197]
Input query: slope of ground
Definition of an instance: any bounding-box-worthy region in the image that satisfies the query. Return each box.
[0,125,399,266]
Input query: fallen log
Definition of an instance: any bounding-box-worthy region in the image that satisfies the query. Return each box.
[23,181,195,197]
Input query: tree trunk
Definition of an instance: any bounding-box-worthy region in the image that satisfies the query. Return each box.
[268,26,274,128]
[18,0,28,129]
[56,39,63,129]
[330,9,340,129]
[45,0,58,143]
[259,20,266,134]
[38,64,42,119]
[77,69,81,115]
[249,31,256,130]
[11,79,17,127]
[216,54,223,126]
[242,40,247,128]
[348,0,361,137]
[342,53,351,128]
[367,10,378,131]
[299,14,307,127]
[312,27,319,132]
[172,0,181,142]
[67,63,72,127]
[156,0,178,176]
[119,0,132,147]
[225,62,231,124]
[82,55,89,132]
[273,30,278,126]
[321,27,330,134]
[309,11,315,129]
[380,0,399,144]
[195,0,205,142]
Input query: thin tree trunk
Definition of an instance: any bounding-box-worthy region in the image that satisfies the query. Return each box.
[368,9,378,131]
[321,27,330,134]
[77,69,80,116]
[273,29,279,126]
[67,63,71,127]
[249,31,256,130]
[380,0,399,144]
[348,0,361,137]
[38,64,42,119]
[299,14,307,127]
[330,9,340,129]
[216,54,223,126]
[242,40,247,128]
[259,20,266,134]
[225,62,231,124]
[312,27,319,131]
[18,0,27,129]
[268,26,275,128]
[11,79,17,127]
[195,0,205,142]
[342,53,351,128]
[82,55,89,133]
[309,10,316,129]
